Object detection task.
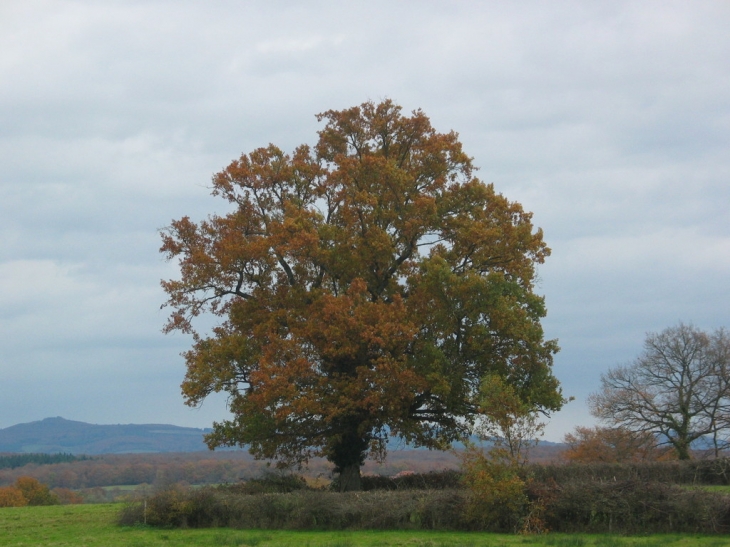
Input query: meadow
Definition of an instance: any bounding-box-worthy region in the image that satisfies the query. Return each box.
[2,504,730,547]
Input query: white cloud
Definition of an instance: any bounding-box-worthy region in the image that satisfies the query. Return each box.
[254,35,344,54]
[0,1,728,442]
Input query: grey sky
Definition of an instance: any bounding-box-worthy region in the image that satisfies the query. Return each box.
[1,1,728,442]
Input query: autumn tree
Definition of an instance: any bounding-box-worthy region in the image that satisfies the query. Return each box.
[51,487,84,505]
[561,426,673,463]
[13,476,58,506]
[0,486,26,507]
[0,476,59,507]
[161,100,565,491]
[476,374,549,466]
[589,323,730,460]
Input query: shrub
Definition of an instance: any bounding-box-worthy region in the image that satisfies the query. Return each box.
[12,476,59,506]
[52,487,84,505]
[0,477,59,507]
[457,444,555,534]
[0,486,27,507]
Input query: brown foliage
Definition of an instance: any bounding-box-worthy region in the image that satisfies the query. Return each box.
[160,99,565,488]
[459,446,530,532]
[14,476,59,506]
[0,486,27,507]
[0,477,59,507]
[562,426,674,463]
[52,487,84,504]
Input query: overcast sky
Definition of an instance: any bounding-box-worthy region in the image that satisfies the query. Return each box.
[1,1,728,443]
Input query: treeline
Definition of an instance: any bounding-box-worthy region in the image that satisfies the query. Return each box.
[0,453,88,470]
[0,452,298,489]
[0,449,468,490]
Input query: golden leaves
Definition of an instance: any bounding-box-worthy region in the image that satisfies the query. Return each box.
[160,100,563,470]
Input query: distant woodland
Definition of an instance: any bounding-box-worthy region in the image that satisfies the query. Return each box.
[0,453,88,469]
[0,445,564,490]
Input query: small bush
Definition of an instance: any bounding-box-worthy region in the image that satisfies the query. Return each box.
[0,486,27,507]
[460,448,529,533]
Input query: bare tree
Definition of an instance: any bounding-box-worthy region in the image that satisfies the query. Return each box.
[588,323,730,460]
[705,328,730,456]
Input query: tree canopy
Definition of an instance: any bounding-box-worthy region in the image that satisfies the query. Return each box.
[160,100,565,490]
[589,323,730,460]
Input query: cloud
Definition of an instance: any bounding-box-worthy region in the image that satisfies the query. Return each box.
[0,1,728,442]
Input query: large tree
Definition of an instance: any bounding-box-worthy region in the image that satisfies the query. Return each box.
[160,100,565,490]
[589,323,730,460]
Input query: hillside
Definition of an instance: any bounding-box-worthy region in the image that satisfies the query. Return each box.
[0,417,568,460]
[0,417,212,454]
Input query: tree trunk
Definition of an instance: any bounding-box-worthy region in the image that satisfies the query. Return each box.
[675,439,691,460]
[338,463,362,492]
[329,414,370,492]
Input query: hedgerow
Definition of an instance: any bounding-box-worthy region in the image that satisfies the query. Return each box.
[118,480,730,533]
[119,487,466,530]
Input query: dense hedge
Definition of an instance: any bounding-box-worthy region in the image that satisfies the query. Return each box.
[360,470,461,491]
[542,480,730,533]
[528,459,730,485]
[119,478,730,533]
[118,461,730,533]
[362,460,730,490]
[119,487,465,530]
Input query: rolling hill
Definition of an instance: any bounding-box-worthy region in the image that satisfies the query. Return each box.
[0,417,212,454]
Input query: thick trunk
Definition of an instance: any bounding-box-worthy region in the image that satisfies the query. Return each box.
[329,414,369,492]
[338,463,362,492]
[674,437,691,460]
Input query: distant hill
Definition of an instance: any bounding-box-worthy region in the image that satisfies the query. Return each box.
[0,417,213,454]
[0,417,569,458]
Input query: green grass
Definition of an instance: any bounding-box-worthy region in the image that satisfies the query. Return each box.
[694,485,730,494]
[2,504,730,546]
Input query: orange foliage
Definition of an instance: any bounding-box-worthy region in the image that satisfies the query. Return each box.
[52,487,84,504]
[161,100,565,489]
[14,476,58,505]
[0,486,27,507]
[562,426,674,463]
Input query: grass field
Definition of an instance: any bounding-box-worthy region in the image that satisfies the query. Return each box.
[697,485,730,494]
[2,504,730,547]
